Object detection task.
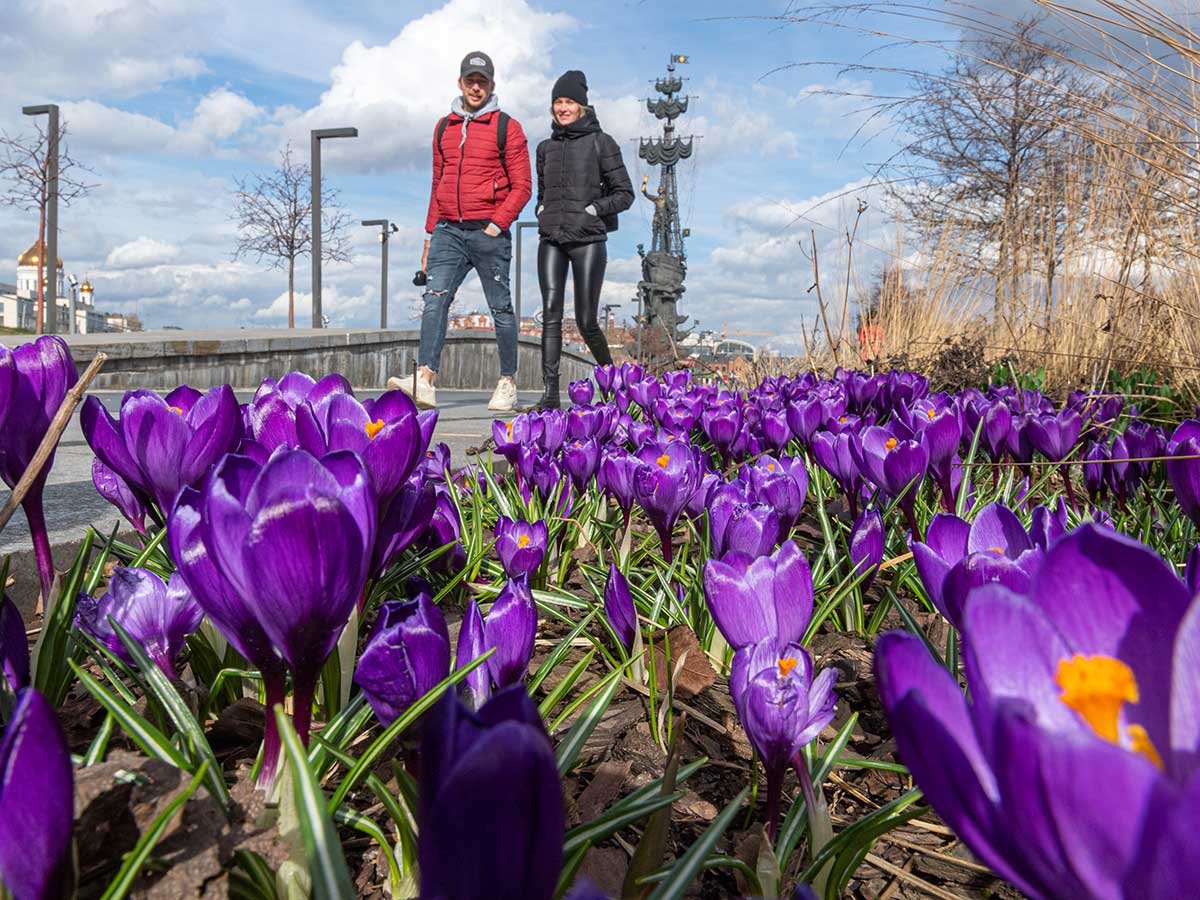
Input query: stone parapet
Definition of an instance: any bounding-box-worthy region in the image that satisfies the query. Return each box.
[46,328,595,391]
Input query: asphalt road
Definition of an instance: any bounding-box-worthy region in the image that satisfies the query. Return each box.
[0,388,537,557]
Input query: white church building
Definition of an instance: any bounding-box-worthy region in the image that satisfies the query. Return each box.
[1,241,136,333]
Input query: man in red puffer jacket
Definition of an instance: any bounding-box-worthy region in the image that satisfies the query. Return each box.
[390,51,532,412]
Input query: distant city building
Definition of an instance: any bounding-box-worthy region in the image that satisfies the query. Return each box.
[680,329,758,362]
[1,242,140,333]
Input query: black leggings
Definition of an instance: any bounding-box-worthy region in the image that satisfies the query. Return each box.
[537,240,613,379]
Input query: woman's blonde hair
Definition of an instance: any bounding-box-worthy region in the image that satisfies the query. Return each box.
[550,100,593,117]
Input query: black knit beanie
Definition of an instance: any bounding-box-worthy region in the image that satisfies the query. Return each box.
[552,70,589,106]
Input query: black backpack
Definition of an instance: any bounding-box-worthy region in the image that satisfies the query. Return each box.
[435,111,511,178]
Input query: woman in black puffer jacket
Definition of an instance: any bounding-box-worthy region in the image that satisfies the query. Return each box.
[533,70,634,408]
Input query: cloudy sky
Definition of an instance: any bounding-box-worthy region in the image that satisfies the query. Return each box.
[0,0,959,350]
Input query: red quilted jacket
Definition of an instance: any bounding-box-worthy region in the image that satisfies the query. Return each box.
[424,109,532,233]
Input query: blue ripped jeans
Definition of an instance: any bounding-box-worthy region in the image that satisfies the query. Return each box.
[418,222,518,377]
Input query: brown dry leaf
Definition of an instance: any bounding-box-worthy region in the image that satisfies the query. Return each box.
[646,626,716,699]
[572,759,633,826]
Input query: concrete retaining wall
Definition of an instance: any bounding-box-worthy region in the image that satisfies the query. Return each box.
[56,328,596,392]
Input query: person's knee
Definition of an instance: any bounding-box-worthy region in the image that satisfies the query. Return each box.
[422,287,452,315]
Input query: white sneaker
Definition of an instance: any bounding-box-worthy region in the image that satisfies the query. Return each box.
[391,371,437,409]
[488,377,518,412]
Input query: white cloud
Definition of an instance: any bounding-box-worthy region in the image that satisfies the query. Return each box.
[262,0,577,171]
[105,237,182,268]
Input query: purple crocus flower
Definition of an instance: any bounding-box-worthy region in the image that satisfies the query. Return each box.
[372,478,437,577]
[785,392,823,446]
[533,409,569,453]
[849,508,884,590]
[0,345,13,426]
[910,502,1043,628]
[718,503,781,558]
[0,597,29,693]
[876,525,1200,900]
[1028,498,1069,551]
[91,458,148,535]
[566,404,610,441]
[851,426,929,532]
[0,336,77,602]
[82,384,242,515]
[743,456,805,540]
[170,449,374,788]
[594,364,617,399]
[418,686,563,900]
[75,567,203,679]
[420,487,467,574]
[633,441,700,563]
[963,396,1013,468]
[494,516,548,579]
[1186,543,1200,595]
[628,376,662,412]
[703,541,814,651]
[0,689,74,900]
[1167,420,1200,527]
[730,638,837,838]
[603,564,637,651]
[683,469,720,522]
[597,447,638,523]
[568,379,594,406]
[484,576,537,689]
[456,600,491,707]
[354,592,450,726]
[811,430,864,517]
[1082,440,1110,504]
[1029,408,1084,507]
[493,414,543,464]
[295,388,424,502]
[562,437,601,491]
[701,398,743,461]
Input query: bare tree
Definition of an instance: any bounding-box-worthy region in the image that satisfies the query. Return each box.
[232,143,350,328]
[889,19,1099,320]
[0,120,95,333]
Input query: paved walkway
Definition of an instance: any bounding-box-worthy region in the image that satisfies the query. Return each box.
[1,388,536,556]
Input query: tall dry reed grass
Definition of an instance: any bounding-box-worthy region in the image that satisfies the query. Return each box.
[762,1,1200,404]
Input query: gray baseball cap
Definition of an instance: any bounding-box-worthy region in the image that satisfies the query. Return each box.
[460,51,495,81]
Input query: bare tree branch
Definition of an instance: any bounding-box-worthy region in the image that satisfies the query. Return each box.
[231,143,351,327]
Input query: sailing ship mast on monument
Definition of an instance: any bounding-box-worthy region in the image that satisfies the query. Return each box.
[637,54,695,364]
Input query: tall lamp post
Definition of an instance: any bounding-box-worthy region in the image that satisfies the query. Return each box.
[22,104,59,335]
[310,127,357,329]
[361,219,397,328]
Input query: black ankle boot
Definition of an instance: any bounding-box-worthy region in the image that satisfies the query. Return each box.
[535,379,561,409]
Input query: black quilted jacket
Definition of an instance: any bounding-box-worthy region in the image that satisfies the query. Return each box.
[536,111,634,245]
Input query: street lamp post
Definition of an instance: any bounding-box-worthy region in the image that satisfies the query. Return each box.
[67,274,78,334]
[310,127,358,329]
[361,219,398,329]
[23,104,59,335]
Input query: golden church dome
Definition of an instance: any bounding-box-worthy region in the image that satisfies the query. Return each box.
[17,241,63,269]
[80,279,93,293]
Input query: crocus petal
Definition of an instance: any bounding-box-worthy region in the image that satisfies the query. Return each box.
[419,715,563,900]
[456,600,491,706]
[484,577,537,688]
[119,390,193,509]
[91,458,148,534]
[967,503,1033,557]
[1032,525,1190,754]
[0,598,28,693]
[992,701,1169,900]
[0,689,74,900]
[179,384,241,486]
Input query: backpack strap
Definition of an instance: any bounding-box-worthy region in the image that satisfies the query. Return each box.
[434,116,450,178]
[438,111,510,178]
[496,111,510,178]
